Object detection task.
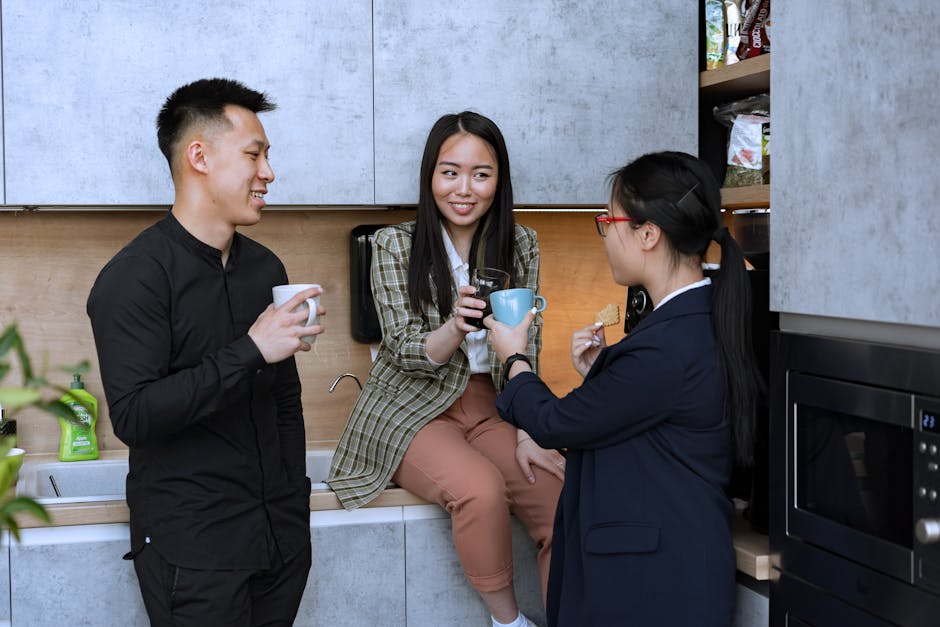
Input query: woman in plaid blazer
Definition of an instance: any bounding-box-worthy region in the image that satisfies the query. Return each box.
[328,112,563,627]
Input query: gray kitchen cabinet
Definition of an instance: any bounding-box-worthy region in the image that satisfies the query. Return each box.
[771,1,940,329]
[2,0,697,208]
[0,85,4,207]
[372,0,699,206]
[10,525,148,627]
[0,532,8,624]
[1,1,373,207]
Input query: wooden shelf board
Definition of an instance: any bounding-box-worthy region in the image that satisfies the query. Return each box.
[721,184,770,209]
[309,487,430,512]
[732,509,771,581]
[700,54,770,102]
[17,500,130,529]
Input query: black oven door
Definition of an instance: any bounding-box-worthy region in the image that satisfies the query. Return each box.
[787,372,914,583]
[774,572,896,626]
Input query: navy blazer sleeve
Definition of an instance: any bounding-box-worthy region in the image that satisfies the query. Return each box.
[497,340,684,450]
[496,288,725,452]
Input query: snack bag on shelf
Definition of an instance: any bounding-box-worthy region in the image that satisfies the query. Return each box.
[737,0,770,60]
[723,0,743,66]
[705,0,725,69]
[713,93,770,188]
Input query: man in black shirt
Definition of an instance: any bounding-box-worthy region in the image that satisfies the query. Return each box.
[87,78,319,626]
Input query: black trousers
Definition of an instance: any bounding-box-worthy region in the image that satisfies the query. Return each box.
[133,540,312,627]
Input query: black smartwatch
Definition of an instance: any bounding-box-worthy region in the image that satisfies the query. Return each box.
[502,353,532,385]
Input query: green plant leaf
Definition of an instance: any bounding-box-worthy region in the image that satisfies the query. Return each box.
[58,361,91,377]
[3,517,21,542]
[13,335,33,382]
[0,497,51,543]
[25,376,48,389]
[36,399,84,425]
[0,324,18,358]
[0,387,42,410]
[0,323,90,541]
[1,497,51,522]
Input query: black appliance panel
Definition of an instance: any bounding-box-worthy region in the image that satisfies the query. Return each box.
[771,332,940,627]
[349,225,386,343]
[788,373,915,582]
[914,395,940,594]
[774,572,895,627]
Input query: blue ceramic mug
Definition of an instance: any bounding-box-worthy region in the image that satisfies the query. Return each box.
[490,288,547,326]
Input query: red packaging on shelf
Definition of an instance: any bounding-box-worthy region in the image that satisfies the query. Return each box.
[736,0,770,60]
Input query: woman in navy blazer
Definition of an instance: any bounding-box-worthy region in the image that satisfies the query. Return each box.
[485,151,762,626]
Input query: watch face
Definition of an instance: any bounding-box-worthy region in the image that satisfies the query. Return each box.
[624,285,653,333]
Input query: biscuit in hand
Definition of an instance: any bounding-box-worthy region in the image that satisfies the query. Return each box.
[594,303,620,327]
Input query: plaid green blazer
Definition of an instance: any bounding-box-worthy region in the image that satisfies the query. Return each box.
[327,220,542,509]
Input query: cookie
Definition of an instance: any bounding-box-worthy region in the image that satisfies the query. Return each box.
[595,303,620,327]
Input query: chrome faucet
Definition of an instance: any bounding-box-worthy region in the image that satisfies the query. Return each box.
[328,372,362,393]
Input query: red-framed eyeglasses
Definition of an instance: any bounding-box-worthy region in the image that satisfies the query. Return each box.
[594,213,632,237]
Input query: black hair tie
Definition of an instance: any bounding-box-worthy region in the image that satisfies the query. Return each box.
[713,225,730,242]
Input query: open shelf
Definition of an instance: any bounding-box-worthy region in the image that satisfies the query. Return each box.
[700,54,770,102]
[721,184,770,209]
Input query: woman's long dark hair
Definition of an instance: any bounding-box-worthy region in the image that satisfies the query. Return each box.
[609,151,762,464]
[408,111,517,317]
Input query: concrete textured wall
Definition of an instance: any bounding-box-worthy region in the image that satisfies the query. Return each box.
[771,2,940,328]
[372,0,698,205]
[1,1,374,206]
[1,0,697,207]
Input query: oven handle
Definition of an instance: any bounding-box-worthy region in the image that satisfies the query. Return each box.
[789,372,914,429]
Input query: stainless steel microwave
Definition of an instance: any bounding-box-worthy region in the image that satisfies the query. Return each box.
[786,371,940,591]
[771,332,940,626]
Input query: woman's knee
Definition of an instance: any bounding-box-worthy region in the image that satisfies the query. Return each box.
[447,464,510,515]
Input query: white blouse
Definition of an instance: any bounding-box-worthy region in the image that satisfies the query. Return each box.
[425,226,490,374]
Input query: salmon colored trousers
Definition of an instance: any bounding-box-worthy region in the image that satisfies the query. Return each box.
[392,374,562,601]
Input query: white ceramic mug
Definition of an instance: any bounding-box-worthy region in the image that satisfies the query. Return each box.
[272,283,321,344]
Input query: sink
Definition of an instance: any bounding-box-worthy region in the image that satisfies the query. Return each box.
[306,448,332,490]
[17,449,335,503]
[17,458,127,500]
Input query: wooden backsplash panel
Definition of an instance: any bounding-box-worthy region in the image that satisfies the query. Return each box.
[515,212,627,393]
[0,210,624,455]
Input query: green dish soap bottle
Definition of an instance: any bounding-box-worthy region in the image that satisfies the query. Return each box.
[59,374,99,461]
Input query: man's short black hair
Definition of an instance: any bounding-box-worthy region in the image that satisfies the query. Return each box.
[156,78,276,172]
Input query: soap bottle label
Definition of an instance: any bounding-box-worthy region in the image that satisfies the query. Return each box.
[66,401,93,427]
[63,399,96,455]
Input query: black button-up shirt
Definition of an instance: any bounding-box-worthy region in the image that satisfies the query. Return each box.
[87,213,310,569]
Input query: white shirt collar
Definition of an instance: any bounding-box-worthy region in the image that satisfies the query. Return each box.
[440,226,467,278]
[655,277,711,310]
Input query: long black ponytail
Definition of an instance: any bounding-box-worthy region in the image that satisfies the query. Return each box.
[609,151,762,464]
[711,223,763,464]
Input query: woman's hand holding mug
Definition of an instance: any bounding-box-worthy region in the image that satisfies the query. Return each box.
[484,307,536,363]
[451,284,489,334]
